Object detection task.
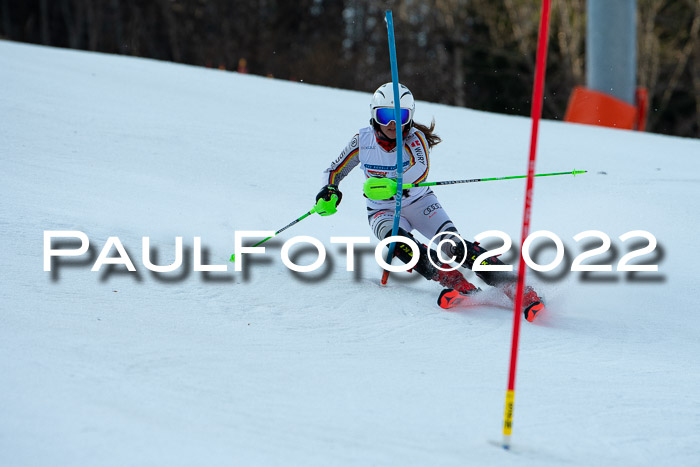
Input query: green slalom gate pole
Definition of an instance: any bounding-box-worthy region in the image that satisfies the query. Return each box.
[363,170,586,200]
[229,207,316,262]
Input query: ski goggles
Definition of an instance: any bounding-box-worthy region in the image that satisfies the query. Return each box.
[373,107,413,126]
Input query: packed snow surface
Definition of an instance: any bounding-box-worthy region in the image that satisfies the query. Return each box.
[2,40,699,466]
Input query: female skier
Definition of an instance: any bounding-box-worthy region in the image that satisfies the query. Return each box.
[314,83,544,321]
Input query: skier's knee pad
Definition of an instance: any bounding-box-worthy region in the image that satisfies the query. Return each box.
[452,240,513,286]
[450,240,489,268]
[383,228,436,280]
[383,227,419,265]
[433,228,463,262]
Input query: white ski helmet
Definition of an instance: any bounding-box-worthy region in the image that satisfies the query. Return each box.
[370,82,415,127]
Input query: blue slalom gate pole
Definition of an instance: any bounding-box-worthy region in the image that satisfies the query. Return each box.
[380,10,405,285]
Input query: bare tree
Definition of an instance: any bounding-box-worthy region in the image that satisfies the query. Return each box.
[0,0,696,137]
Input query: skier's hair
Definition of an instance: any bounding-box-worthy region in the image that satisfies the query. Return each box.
[413,119,442,149]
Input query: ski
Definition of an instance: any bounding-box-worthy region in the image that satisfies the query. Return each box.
[524,301,545,322]
[437,288,508,310]
[437,288,475,309]
[437,288,545,322]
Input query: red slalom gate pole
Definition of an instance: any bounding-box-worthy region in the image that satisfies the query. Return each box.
[502,0,551,450]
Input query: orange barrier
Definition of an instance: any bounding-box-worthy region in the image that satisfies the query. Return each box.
[564,86,637,129]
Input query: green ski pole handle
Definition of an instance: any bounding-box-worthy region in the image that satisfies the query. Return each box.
[230,207,316,262]
[364,170,587,200]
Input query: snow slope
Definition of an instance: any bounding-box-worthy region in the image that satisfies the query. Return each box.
[2,40,700,466]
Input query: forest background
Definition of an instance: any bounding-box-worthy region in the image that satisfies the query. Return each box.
[2,0,698,138]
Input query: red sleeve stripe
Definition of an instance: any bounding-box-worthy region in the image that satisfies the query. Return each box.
[414,165,429,184]
[413,133,429,184]
[329,148,358,184]
[415,132,429,155]
[404,143,415,166]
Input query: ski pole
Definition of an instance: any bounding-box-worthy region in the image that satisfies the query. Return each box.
[229,207,316,262]
[408,169,586,188]
[363,170,586,199]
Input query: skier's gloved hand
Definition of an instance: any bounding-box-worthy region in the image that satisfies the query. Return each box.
[315,184,342,216]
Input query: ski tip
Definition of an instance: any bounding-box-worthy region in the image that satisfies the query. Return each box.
[524,301,545,322]
[229,253,236,262]
[437,288,460,309]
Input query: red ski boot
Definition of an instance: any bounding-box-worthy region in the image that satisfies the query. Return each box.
[434,268,479,295]
[503,283,545,322]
